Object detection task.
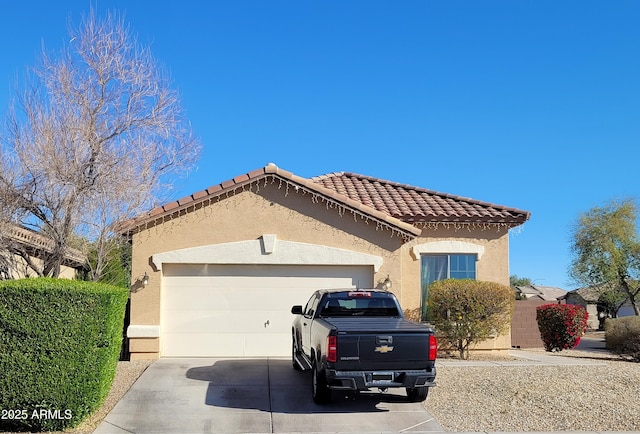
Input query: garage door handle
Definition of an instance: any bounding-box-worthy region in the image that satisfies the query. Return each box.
[264,320,270,328]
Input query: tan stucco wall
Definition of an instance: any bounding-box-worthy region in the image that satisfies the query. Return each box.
[128,183,514,357]
[400,226,510,311]
[128,337,160,359]
[399,226,512,352]
[130,184,403,327]
[3,252,78,279]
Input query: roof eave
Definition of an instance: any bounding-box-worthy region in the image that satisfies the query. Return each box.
[120,164,422,239]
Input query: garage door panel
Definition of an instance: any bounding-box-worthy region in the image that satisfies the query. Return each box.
[161,264,373,357]
[164,287,316,312]
[163,310,240,334]
[162,333,295,358]
[165,263,366,278]
[244,334,290,357]
[164,310,280,335]
[163,333,245,358]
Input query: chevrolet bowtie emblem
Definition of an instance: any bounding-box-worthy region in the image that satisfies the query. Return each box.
[374,345,394,353]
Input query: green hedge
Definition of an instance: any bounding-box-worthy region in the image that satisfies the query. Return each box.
[0,278,128,431]
[605,316,640,362]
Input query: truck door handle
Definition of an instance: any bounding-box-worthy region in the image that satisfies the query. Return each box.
[264,320,270,328]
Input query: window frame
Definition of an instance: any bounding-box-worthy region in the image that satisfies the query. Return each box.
[420,253,477,320]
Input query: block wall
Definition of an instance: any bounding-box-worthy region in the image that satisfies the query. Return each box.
[511,299,553,348]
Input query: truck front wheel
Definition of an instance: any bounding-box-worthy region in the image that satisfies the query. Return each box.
[312,363,332,404]
[406,386,429,402]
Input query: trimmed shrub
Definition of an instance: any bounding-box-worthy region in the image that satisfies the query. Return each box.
[427,279,514,359]
[0,278,128,432]
[536,304,588,352]
[403,307,422,323]
[605,316,640,362]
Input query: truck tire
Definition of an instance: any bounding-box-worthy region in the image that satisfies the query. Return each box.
[406,386,429,402]
[312,362,332,404]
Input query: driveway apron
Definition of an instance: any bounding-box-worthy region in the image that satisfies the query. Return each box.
[93,358,444,433]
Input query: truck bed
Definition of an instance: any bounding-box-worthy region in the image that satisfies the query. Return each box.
[324,317,434,333]
[322,317,435,371]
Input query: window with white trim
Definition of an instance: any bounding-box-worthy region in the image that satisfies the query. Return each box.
[420,254,477,320]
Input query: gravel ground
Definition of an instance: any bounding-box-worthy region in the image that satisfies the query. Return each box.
[425,349,640,432]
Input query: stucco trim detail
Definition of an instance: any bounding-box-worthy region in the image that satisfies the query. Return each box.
[410,240,485,260]
[127,325,160,338]
[261,234,277,254]
[151,235,383,271]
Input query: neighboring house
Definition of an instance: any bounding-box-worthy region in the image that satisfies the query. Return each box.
[514,285,567,301]
[559,283,638,330]
[120,163,530,360]
[0,225,86,280]
[559,287,605,330]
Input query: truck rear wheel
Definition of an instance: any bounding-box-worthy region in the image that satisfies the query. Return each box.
[406,386,429,402]
[312,362,332,404]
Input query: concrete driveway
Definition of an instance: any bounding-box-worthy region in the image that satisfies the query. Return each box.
[94,358,443,434]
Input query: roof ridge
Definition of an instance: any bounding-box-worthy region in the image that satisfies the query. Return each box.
[309,171,346,181]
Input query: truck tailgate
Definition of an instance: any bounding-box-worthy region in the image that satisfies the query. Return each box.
[326,317,434,371]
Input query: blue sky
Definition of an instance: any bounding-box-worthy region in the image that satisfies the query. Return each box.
[1,1,638,289]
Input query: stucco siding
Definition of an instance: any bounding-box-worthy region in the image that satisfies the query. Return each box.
[399,226,510,313]
[2,251,79,280]
[399,226,512,352]
[130,185,404,328]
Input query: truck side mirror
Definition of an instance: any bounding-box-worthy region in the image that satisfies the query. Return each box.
[291,305,303,315]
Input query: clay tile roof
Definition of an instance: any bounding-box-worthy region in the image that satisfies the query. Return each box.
[310,172,530,225]
[120,164,530,235]
[515,285,567,301]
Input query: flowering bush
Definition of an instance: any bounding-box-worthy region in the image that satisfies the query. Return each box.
[536,304,588,352]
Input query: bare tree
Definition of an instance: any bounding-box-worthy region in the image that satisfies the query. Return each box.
[0,9,200,280]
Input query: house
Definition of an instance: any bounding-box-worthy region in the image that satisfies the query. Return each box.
[121,163,530,360]
[559,283,638,330]
[514,285,567,301]
[0,224,86,280]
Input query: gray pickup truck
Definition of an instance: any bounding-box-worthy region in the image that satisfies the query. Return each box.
[291,288,437,404]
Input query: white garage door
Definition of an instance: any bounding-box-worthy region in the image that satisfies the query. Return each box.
[161,264,372,357]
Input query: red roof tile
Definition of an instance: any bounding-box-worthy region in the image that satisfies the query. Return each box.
[310,172,530,225]
[120,164,530,235]
[192,190,208,200]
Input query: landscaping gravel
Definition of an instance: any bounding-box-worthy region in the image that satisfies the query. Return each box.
[425,349,640,432]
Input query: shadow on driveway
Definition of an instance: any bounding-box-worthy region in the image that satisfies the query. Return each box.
[186,358,418,414]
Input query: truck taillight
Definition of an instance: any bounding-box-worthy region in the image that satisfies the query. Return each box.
[327,336,337,363]
[428,335,438,361]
